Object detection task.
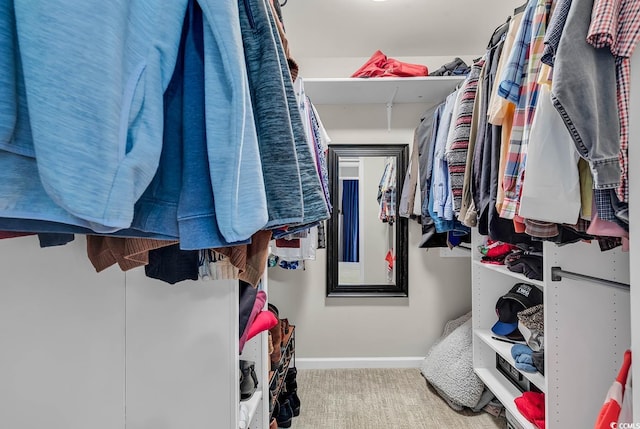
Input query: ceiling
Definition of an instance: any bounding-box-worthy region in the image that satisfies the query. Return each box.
[280,0,525,59]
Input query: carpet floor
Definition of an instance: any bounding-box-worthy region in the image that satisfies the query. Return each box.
[288,368,506,429]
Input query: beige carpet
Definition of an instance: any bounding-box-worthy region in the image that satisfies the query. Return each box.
[289,368,506,429]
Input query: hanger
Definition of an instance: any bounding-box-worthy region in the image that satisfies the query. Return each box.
[280,0,288,6]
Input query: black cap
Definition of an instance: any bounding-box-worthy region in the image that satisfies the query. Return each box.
[491,283,543,336]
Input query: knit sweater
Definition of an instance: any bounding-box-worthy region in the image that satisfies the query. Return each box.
[446,58,485,213]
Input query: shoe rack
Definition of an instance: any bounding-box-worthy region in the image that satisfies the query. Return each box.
[269,325,296,413]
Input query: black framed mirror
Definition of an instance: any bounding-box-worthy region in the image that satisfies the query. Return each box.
[326,144,409,297]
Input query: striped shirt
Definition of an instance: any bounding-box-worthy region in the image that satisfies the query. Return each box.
[446,57,485,213]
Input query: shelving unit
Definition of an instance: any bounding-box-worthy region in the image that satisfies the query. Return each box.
[471,229,631,429]
[238,274,271,429]
[302,76,464,130]
[302,76,464,105]
[471,259,544,289]
[474,368,537,429]
[475,329,546,393]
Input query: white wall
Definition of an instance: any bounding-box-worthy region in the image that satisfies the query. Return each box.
[268,100,473,361]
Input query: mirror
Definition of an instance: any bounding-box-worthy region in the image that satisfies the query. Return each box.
[326,144,409,297]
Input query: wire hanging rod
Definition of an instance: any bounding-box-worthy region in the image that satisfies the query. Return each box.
[551,266,630,291]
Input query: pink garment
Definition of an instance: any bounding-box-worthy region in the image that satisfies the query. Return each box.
[586,196,629,251]
[587,199,629,240]
[246,310,278,342]
[239,290,267,354]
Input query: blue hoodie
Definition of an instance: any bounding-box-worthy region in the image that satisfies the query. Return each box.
[0,0,269,242]
[199,0,268,242]
[0,0,18,154]
[14,0,189,229]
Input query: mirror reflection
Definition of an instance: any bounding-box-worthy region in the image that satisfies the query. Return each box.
[327,144,408,297]
[337,156,397,286]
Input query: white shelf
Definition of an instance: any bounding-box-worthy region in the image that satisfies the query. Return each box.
[239,391,263,429]
[472,260,544,289]
[474,368,537,429]
[475,329,546,393]
[302,76,464,105]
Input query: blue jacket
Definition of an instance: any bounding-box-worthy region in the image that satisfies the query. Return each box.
[199,0,268,242]
[5,0,189,229]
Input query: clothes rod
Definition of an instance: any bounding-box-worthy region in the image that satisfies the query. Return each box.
[551,266,630,291]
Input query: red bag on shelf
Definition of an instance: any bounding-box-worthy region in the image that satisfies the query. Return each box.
[351,50,428,78]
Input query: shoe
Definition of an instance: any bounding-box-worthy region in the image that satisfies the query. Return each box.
[276,398,293,428]
[269,387,275,415]
[268,305,282,365]
[281,318,290,336]
[284,390,301,417]
[239,360,258,401]
[272,398,280,421]
[290,392,301,417]
[285,367,297,391]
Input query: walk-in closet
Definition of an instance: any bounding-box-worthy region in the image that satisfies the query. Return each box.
[1,0,638,428]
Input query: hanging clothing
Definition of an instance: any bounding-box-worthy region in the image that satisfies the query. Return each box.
[550,0,620,194]
[432,90,458,222]
[86,236,178,272]
[268,9,330,227]
[446,57,485,214]
[4,0,189,230]
[587,0,640,204]
[294,78,332,214]
[239,0,304,229]
[270,227,318,262]
[518,85,581,224]
[498,0,553,220]
[377,158,397,224]
[398,128,421,219]
[540,0,572,67]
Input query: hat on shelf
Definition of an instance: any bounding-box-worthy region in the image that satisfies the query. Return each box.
[492,283,543,338]
[518,304,544,351]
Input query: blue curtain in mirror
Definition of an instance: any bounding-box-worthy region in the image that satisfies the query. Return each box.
[341,179,359,262]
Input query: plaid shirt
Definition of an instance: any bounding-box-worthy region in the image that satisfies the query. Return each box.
[499,0,553,219]
[541,0,573,66]
[498,1,536,105]
[587,0,640,203]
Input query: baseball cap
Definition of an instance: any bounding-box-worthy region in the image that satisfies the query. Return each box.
[491,283,543,337]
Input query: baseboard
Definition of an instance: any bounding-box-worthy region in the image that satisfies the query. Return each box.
[294,357,424,370]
